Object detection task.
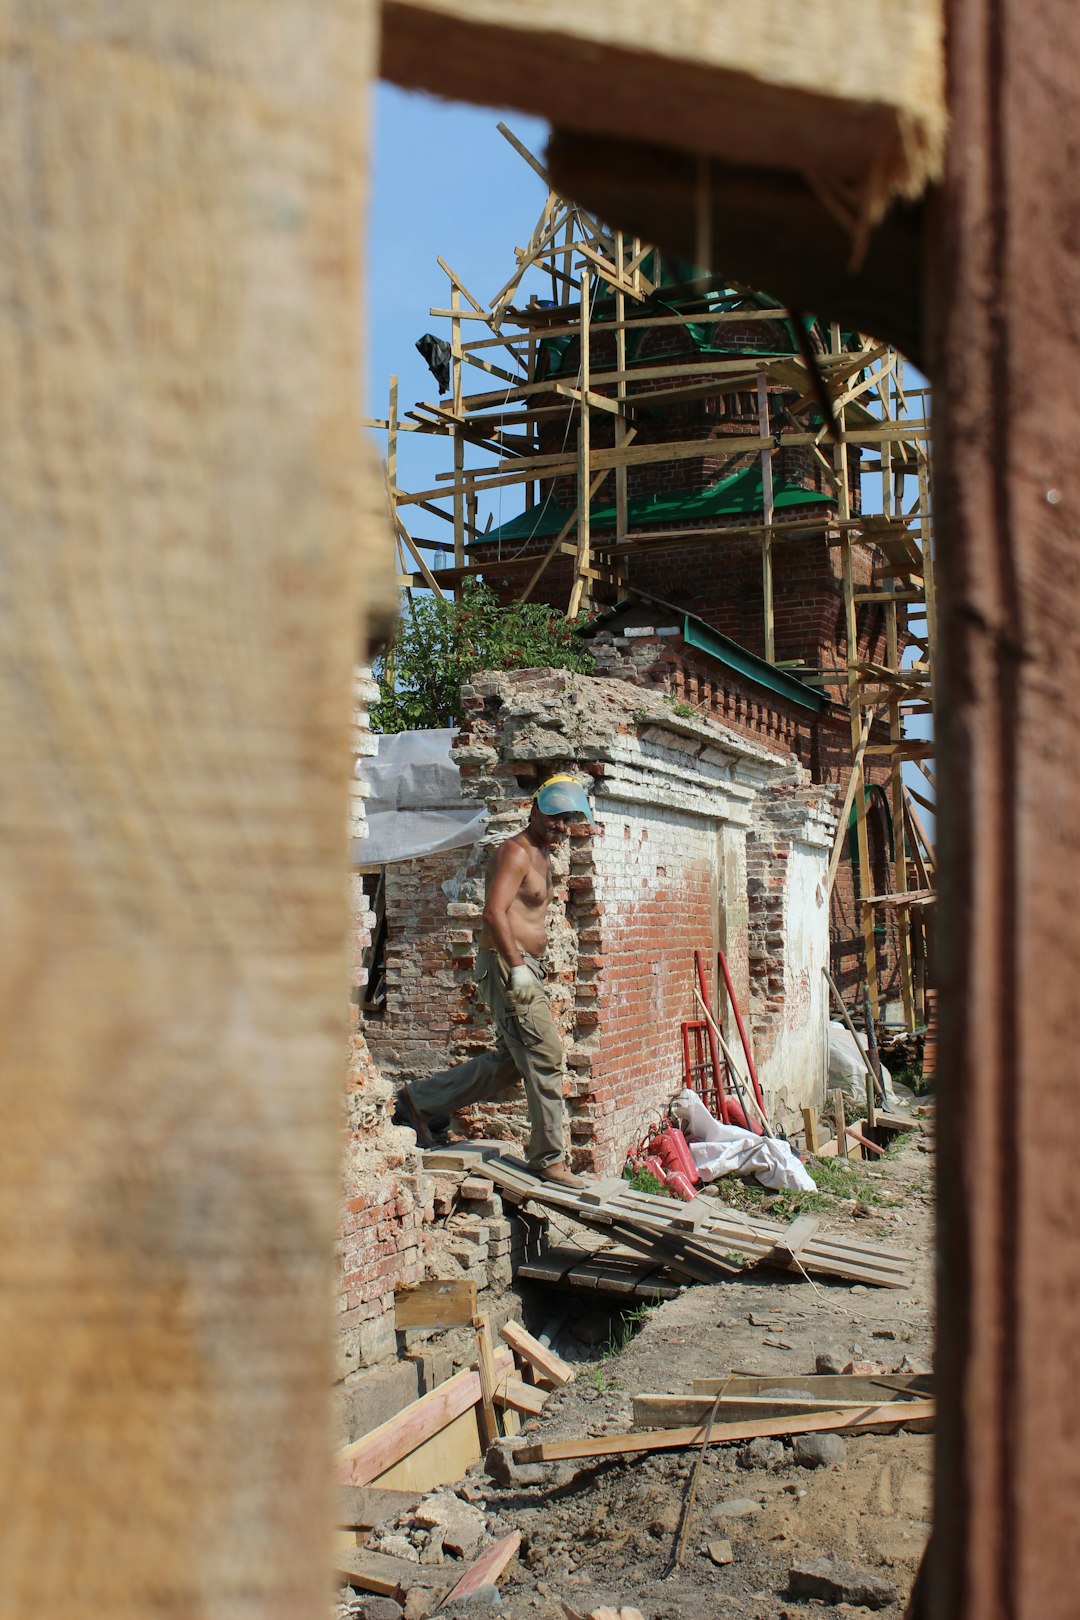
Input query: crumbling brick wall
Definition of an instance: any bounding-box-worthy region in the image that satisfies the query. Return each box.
[339,667,431,1378]
[368,669,836,1174]
[588,616,905,1013]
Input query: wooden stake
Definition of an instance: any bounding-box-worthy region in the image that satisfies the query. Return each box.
[826,704,881,897]
[824,965,886,1100]
[758,371,775,662]
[568,267,592,617]
[831,1088,849,1158]
[862,990,879,1129]
[802,1105,821,1154]
[474,1313,500,1450]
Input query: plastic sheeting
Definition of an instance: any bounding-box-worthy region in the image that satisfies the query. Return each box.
[672,1089,817,1193]
[827,1021,898,1108]
[353,728,488,867]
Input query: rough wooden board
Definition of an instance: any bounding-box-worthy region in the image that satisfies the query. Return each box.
[395,1278,478,1329]
[337,1348,514,1487]
[873,1111,919,1133]
[633,1394,877,1428]
[495,1375,550,1416]
[517,1247,682,1302]
[514,1400,936,1462]
[337,1485,419,1530]
[441,1532,522,1605]
[0,12,394,1619]
[694,1373,934,1403]
[762,1213,822,1268]
[546,132,929,371]
[335,1549,441,1599]
[365,1407,485,1494]
[500,1319,574,1387]
[381,0,944,210]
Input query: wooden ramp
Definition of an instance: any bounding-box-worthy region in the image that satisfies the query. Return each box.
[425,1145,913,1290]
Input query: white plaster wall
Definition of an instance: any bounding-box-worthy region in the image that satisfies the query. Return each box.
[758,840,831,1127]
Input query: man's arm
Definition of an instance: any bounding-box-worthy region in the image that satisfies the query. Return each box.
[481,838,530,968]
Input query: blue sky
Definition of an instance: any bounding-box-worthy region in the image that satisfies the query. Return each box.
[367,84,549,517]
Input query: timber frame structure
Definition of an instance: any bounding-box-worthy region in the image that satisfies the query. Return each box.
[366,129,937,1030]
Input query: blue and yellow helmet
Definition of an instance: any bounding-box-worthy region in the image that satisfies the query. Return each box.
[533,774,595,825]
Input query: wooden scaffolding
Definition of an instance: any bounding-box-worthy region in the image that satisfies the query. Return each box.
[365,128,937,1031]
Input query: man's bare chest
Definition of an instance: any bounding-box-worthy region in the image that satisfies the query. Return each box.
[516,852,553,910]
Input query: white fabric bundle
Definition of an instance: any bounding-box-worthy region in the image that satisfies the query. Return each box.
[672,1089,816,1193]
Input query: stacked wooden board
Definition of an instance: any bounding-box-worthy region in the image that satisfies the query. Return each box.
[425,1145,912,1290]
[518,1234,684,1302]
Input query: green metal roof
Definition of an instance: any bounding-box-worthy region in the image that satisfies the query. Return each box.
[679,615,826,713]
[479,463,834,548]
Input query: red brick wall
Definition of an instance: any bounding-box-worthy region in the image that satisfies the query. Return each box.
[578,806,720,1170]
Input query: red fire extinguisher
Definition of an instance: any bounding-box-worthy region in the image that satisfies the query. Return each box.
[649,1123,700,1188]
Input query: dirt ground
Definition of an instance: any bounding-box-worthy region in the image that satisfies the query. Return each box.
[357,1129,934,1620]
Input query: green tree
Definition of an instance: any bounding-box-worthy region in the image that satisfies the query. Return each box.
[371,580,594,733]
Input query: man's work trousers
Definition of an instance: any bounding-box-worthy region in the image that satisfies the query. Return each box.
[409,948,566,1167]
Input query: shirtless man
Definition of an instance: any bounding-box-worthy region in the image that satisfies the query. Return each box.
[401,775,594,1187]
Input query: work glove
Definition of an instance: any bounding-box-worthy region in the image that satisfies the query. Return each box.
[508,964,542,1008]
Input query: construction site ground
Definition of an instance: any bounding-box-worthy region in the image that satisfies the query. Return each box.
[351,1128,934,1620]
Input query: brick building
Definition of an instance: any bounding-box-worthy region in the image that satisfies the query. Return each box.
[361,669,835,1180]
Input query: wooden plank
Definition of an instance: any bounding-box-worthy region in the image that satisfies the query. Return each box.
[873,1111,918,1133]
[336,1349,514,1486]
[802,1106,820,1154]
[365,1407,485,1494]
[474,1314,500,1450]
[633,1393,874,1428]
[429,1149,911,1288]
[494,1374,550,1416]
[336,1485,419,1530]
[394,1278,478,1329]
[516,1250,682,1302]
[335,1549,432,1599]
[514,1400,936,1463]
[694,1372,933,1402]
[441,1532,522,1605]
[381,2,945,220]
[845,1124,886,1157]
[500,1319,574,1387]
[763,1213,823,1268]
[826,705,882,897]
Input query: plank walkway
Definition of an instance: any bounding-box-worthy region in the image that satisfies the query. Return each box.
[426,1145,913,1290]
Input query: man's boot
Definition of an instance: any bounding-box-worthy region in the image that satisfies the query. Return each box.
[536,1159,584,1188]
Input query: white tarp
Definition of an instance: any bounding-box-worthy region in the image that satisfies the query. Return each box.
[827,1021,898,1108]
[672,1089,817,1193]
[353,728,488,867]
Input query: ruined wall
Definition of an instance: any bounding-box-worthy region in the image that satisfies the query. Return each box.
[588,618,905,1013]
[339,668,430,1378]
[365,845,475,1081]
[588,620,813,762]
[367,669,834,1175]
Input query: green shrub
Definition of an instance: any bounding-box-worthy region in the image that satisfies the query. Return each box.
[372,578,594,732]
